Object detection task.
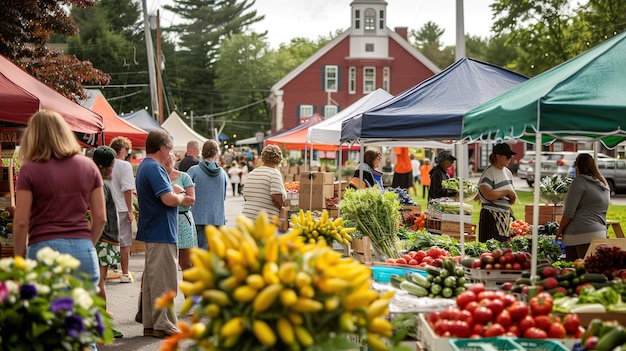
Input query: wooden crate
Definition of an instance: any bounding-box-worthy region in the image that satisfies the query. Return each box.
[525,204,563,225]
[130,239,146,254]
[426,218,476,241]
[401,205,422,214]
[350,236,372,264]
[1,245,12,258]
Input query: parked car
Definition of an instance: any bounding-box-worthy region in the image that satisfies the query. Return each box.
[517,151,539,185]
[526,151,609,187]
[569,157,626,193]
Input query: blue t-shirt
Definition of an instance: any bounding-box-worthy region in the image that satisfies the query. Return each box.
[135,158,177,243]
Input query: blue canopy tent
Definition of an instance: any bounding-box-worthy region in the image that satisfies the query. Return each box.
[120,110,164,132]
[340,58,528,143]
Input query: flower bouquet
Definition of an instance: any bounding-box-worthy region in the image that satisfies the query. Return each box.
[160,213,404,351]
[0,248,112,351]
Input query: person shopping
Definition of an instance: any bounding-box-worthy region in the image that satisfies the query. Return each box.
[477,143,517,242]
[428,150,457,200]
[556,153,610,260]
[348,149,384,191]
[242,145,286,221]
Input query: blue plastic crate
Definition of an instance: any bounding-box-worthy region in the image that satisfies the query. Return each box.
[514,338,569,351]
[450,337,524,351]
[370,265,426,283]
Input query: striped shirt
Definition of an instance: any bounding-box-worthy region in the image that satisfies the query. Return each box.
[242,166,286,220]
[478,165,515,212]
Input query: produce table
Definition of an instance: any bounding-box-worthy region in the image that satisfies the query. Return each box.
[426,217,476,240]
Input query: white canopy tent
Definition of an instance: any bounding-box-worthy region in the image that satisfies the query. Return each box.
[162,111,209,152]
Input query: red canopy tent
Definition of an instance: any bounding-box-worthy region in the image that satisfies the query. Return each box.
[265,114,358,151]
[81,90,147,149]
[0,54,103,146]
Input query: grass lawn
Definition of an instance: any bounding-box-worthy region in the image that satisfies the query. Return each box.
[408,188,626,239]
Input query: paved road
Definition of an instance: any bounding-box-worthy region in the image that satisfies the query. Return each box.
[100,192,245,350]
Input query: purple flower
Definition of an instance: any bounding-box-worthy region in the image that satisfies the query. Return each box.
[19,283,37,300]
[51,297,75,313]
[0,282,8,303]
[63,315,85,338]
[94,311,104,335]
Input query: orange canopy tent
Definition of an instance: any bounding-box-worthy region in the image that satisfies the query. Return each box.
[80,90,148,149]
[265,114,357,151]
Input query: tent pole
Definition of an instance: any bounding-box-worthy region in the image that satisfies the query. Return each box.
[457,142,465,257]
[531,132,542,287]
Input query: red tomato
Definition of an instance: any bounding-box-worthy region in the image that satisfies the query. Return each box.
[529,292,554,316]
[449,320,471,338]
[473,306,493,324]
[427,311,441,325]
[402,254,412,262]
[484,323,506,337]
[458,310,473,325]
[456,291,477,310]
[468,283,486,296]
[548,322,567,338]
[433,319,448,336]
[440,306,461,321]
[518,315,535,333]
[507,325,521,337]
[507,301,529,321]
[414,251,426,262]
[562,313,580,335]
[501,293,517,307]
[408,251,418,258]
[472,323,485,337]
[533,315,552,331]
[408,259,419,266]
[485,299,505,316]
[495,310,512,329]
[385,258,395,264]
[464,301,479,314]
[395,258,407,265]
[421,256,434,265]
[524,327,548,339]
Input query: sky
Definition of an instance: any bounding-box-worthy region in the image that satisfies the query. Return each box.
[150,0,496,49]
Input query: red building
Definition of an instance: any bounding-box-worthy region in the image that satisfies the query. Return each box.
[267,0,441,134]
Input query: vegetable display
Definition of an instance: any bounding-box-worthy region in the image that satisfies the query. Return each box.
[339,187,402,260]
[441,178,479,201]
[429,201,473,215]
[539,174,572,204]
[584,244,626,279]
[394,257,467,298]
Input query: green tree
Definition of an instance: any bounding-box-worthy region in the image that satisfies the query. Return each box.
[410,21,454,68]
[0,0,110,101]
[164,0,264,115]
[490,0,577,76]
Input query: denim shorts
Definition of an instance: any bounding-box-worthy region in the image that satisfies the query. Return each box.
[27,238,100,286]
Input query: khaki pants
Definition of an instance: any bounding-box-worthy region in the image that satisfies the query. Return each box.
[142,242,179,331]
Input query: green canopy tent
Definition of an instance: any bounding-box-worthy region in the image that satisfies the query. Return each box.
[461,31,626,283]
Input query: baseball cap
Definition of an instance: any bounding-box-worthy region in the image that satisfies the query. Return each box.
[493,143,517,157]
[93,146,116,167]
[435,150,456,164]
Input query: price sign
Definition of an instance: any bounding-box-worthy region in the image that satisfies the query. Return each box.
[0,128,17,158]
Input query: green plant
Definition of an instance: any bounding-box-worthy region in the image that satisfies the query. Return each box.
[0,248,112,350]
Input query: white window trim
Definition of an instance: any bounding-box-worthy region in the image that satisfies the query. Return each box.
[325,65,338,92]
[324,105,338,118]
[349,66,356,94]
[363,66,376,94]
[382,67,390,92]
[300,105,314,118]
[364,8,375,31]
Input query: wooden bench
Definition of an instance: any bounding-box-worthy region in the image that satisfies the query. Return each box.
[607,220,625,238]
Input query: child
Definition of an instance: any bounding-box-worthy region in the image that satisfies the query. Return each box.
[92,146,124,339]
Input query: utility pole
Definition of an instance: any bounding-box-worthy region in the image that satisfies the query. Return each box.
[455,0,466,60]
[156,10,164,124]
[142,0,158,119]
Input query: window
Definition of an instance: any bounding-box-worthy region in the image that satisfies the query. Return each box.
[364,9,375,31]
[299,105,313,118]
[324,65,338,92]
[379,10,384,29]
[382,67,390,91]
[349,66,356,94]
[355,9,360,29]
[365,43,374,52]
[324,105,338,118]
[363,67,375,93]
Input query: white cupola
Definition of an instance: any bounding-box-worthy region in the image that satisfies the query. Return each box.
[350,0,388,36]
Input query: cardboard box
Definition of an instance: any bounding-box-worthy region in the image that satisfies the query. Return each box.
[299,185,334,209]
[299,171,334,186]
[585,238,626,258]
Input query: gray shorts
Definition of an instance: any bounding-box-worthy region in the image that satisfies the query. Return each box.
[118,211,133,247]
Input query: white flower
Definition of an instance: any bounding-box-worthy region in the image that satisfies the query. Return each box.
[35,283,50,295]
[36,247,60,266]
[72,287,93,310]
[26,272,37,281]
[56,254,80,271]
[5,280,19,295]
[0,258,12,272]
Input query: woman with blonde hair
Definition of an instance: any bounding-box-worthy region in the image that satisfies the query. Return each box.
[13,109,106,287]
